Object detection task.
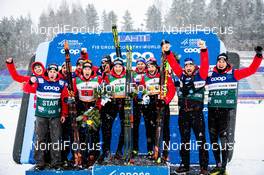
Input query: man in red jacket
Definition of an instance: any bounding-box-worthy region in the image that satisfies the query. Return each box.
[29,64,68,170]
[207,46,263,175]
[163,40,209,174]
[141,57,176,162]
[6,57,45,93]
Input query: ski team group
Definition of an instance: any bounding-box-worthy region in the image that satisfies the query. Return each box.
[6,40,263,175]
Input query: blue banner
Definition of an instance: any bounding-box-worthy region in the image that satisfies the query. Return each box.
[46,32,221,67]
[17,32,223,165]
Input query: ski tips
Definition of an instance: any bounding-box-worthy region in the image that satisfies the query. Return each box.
[112,25,117,30]
[126,45,132,51]
[64,40,69,50]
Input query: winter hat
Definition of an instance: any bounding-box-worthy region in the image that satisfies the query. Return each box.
[136,57,146,64]
[47,63,59,71]
[101,55,112,64]
[61,62,66,68]
[160,40,170,47]
[184,58,195,66]
[81,48,87,55]
[76,58,84,66]
[113,57,124,66]
[217,53,229,63]
[82,60,93,69]
[146,57,158,67]
[33,62,42,67]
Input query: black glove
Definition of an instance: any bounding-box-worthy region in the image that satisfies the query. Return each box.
[255,46,263,57]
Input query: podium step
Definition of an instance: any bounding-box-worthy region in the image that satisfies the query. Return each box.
[93,165,170,175]
[26,169,91,175]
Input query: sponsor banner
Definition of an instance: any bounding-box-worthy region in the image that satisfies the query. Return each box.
[93,165,169,175]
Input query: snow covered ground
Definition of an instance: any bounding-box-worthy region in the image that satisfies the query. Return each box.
[0,99,263,175]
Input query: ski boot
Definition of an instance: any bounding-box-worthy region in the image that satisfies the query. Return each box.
[175,164,190,174]
[209,165,222,175]
[33,163,45,171]
[114,151,123,160]
[97,151,111,165]
[217,168,228,175]
[199,168,209,175]
[87,155,96,168]
[132,150,138,158]
[50,163,64,171]
[147,151,154,160]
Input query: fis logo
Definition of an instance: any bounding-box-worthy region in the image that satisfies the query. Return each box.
[211,76,227,82]
[181,39,189,46]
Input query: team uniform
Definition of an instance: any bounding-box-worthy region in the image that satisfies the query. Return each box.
[29,65,68,170]
[166,47,209,173]
[207,52,263,174]
[141,58,176,160]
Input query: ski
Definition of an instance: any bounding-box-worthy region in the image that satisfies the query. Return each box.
[123,45,134,164]
[112,25,122,58]
[153,40,169,162]
[112,25,133,164]
[64,41,82,168]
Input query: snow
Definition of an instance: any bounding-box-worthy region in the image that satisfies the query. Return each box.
[0,99,32,175]
[0,100,264,175]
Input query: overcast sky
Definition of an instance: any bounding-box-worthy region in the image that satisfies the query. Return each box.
[0,0,172,28]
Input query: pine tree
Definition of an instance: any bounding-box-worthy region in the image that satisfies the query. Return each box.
[108,11,118,28]
[56,0,70,26]
[121,10,134,31]
[47,9,56,39]
[165,0,191,26]
[70,2,86,28]
[206,0,223,27]
[101,10,109,32]
[38,12,49,40]
[254,0,264,45]
[189,0,206,25]
[145,5,162,31]
[85,4,99,30]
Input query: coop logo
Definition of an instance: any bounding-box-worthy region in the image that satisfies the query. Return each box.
[211,76,227,82]
[60,48,80,55]
[44,86,60,91]
[184,48,200,53]
[110,52,154,62]
[109,170,150,175]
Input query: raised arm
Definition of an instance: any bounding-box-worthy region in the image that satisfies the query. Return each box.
[198,40,209,80]
[234,46,263,81]
[6,58,30,83]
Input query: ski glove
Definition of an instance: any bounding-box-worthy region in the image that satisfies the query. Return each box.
[101,94,111,106]
[255,46,263,57]
[142,94,150,105]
